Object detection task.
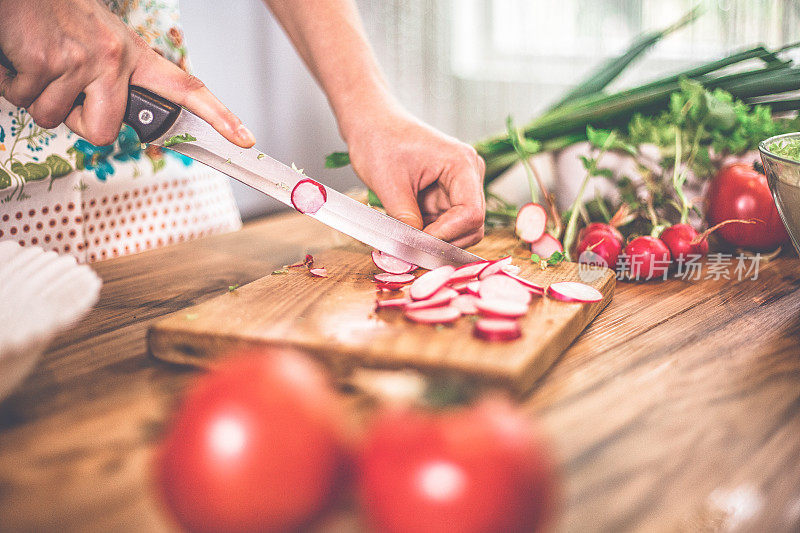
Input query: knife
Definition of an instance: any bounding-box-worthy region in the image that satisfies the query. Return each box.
[121,86,484,270]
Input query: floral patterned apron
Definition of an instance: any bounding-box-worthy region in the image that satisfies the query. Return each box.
[0,0,241,262]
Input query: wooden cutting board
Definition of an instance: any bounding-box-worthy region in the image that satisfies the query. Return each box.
[148,231,615,393]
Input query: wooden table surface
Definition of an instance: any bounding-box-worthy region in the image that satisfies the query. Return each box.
[2,212,800,532]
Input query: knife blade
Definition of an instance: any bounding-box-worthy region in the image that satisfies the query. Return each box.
[122,86,483,270]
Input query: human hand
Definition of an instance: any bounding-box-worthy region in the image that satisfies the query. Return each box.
[0,0,254,147]
[345,111,486,247]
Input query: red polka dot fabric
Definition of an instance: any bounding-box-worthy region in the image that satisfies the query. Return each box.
[0,158,241,263]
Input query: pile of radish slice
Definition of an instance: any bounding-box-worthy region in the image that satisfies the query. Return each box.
[371,251,603,341]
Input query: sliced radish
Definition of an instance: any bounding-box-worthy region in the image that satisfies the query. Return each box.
[291,179,327,214]
[500,264,521,276]
[449,261,491,283]
[474,298,529,318]
[478,274,532,305]
[547,281,603,303]
[449,281,472,293]
[374,273,416,284]
[452,294,480,314]
[375,297,411,309]
[465,281,481,296]
[409,265,455,300]
[530,233,564,259]
[501,271,545,292]
[375,281,406,291]
[515,203,547,243]
[405,287,458,311]
[371,250,416,274]
[474,318,522,341]
[309,267,328,278]
[405,305,461,324]
[478,256,513,280]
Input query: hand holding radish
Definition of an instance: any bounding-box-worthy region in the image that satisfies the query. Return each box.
[344,111,487,248]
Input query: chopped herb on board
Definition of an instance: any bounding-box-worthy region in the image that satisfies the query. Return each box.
[225,158,232,164]
[185,313,199,321]
[228,284,240,292]
[257,153,266,160]
[272,268,289,275]
[163,133,197,147]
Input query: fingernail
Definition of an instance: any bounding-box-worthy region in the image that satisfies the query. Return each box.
[236,124,256,146]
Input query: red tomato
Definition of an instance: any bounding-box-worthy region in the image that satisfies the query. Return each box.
[624,236,672,280]
[156,350,347,533]
[660,224,708,263]
[705,163,788,250]
[359,398,558,533]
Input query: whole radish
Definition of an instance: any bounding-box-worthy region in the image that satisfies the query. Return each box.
[624,236,671,280]
[705,163,788,250]
[660,224,708,263]
[576,230,622,269]
[578,222,623,243]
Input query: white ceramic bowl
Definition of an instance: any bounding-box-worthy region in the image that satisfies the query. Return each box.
[0,242,101,401]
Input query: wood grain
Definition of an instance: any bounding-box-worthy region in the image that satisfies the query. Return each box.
[1,211,800,532]
[148,232,614,394]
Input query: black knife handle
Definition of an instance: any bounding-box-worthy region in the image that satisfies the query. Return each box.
[2,49,179,144]
[123,86,181,143]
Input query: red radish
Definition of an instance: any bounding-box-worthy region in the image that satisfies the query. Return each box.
[515,203,547,243]
[449,281,472,293]
[404,288,459,311]
[576,230,622,269]
[405,305,461,324]
[623,236,671,280]
[309,268,328,278]
[371,251,416,274]
[578,222,623,243]
[501,271,545,292]
[465,281,481,296]
[478,257,513,280]
[374,273,416,284]
[546,281,603,303]
[474,318,522,341]
[705,163,788,250]
[501,264,522,276]
[291,179,327,214]
[452,294,480,315]
[475,298,529,318]
[479,274,532,305]
[376,297,411,309]
[410,266,456,300]
[449,261,491,283]
[659,224,708,263]
[530,234,564,259]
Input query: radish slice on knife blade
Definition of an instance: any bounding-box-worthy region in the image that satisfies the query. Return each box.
[478,257,513,280]
[478,275,532,305]
[474,298,529,318]
[290,179,327,214]
[500,264,521,276]
[309,268,328,278]
[474,318,522,341]
[374,273,416,284]
[405,305,461,324]
[405,288,458,311]
[371,251,417,274]
[547,281,602,303]
[409,265,455,300]
[515,203,547,243]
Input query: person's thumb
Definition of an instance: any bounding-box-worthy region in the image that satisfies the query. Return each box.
[381,188,424,230]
